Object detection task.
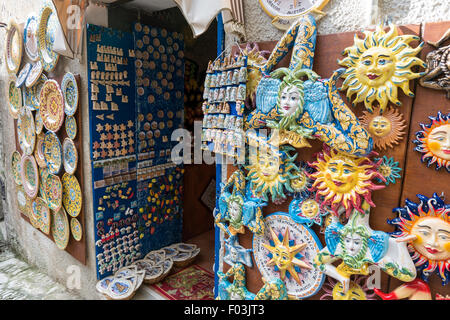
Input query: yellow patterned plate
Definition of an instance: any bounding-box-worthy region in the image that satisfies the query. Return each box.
[44,173,62,212]
[5,20,23,74]
[51,207,70,250]
[34,133,47,168]
[11,150,22,185]
[40,79,65,132]
[63,138,78,175]
[20,154,39,199]
[31,197,50,234]
[43,131,62,174]
[39,167,50,203]
[8,79,22,119]
[70,217,82,241]
[17,107,36,155]
[65,115,77,140]
[37,5,59,72]
[61,173,82,218]
[35,110,44,134]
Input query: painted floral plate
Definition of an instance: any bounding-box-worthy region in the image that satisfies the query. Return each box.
[17,107,36,156]
[37,5,59,72]
[39,167,50,203]
[24,14,39,62]
[5,20,23,74]
[20,154,39,199]
[25,60,43,88]
[44,173,62,212]
[8,79,22,119]
[70,217,82,241]
[40,79,65,132]
[34,133,47,168]
[11,150,22,185]
[35,111,44,135]
[61,173,82,218]
[61,73,79,116]
[43,131,62,174]
[32,197,50,234]
[51,207,70,250]
[65,115,77,140]
[15,63,32,88]
[25,73,48,111]
[29,197,43,229]
[63,138,78,175]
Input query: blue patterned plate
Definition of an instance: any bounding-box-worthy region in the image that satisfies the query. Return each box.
[63,138,78,175]
[15,63,32,88]
[37,5,59,72]
[25,60,43,88]
[61,72,79,116]
[8,79,22,119]
[65,115,77,139]
[43,131,62,174]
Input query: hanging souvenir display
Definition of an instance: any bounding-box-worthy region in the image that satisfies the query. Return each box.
[217,263,255,300]
[388,193,450,285]
[17,107,36,156]
[61,173,82,218]
[413,111,450,172]
[308,144,385,218]
[25,73,48,111]
[42,131,62,174]
[44,173,62,212]
[5,20,23,74]
[375,156,402,185]
[314,202,417,294]
[63,138,78,175]
[359,107,407,150]
[71,217,83,241]
[288,196,330,227]
[37,3,60,72]
[51,207,70,250]
[339,23,426,113]
[39,79,65,133]
[24,14,39,62]
[252,213,325,299]
[8,79,22,119]
[419,28,450,98]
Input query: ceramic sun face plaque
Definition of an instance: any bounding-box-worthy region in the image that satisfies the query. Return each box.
[40,79,65,132]
[8,79,22,119]
[413,111,450,172]
[51,207,70,250]
[61,173,82,218]
[61,72,79,116]
[360,107,406,150]
[43,131,62,174]
[17,107,36,156]
[20,155,39,199]
[37,4,60,72]
[5,20,23,74]
[253,213,325,299]
[339,23,426,113]
[24,14,39,62]
[389,193,450,285]
[63,138,78,175]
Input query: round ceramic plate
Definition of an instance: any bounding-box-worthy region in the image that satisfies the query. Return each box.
[5,20,23,74]
[34,133,46,168]
[20,154,39,199]
[17,107,36,156]
[61,73,78,116]
[16,185,29,213]
[44,173,62,212]
[29,198,42,229]
[8,79,22,119]
[96,276,114,294]
[65,115,77,140]
[63,138,78,175]
[26,73,48,111]
[35,111,44,135]
[32,197,50,234]
[43,131,62,174]
[25,61,43,88]
[61,173,82,218]
[39,167,50,203]
[24,14,39,62]
[15,63,32,88]
[51,207,70,250]
[70,217,82,241]
[107,278,135,300]
[40,79,65,132]
[11,150,22,185]
[37,5,59,72]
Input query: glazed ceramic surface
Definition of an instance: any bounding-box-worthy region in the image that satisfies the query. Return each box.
[16,185,29,213]
[65,115,77,140]
[44,173,62,211]
[11,150,22,185]
[61,173,82,218]
[37,5,59,72]
[15,63,32,88]
[25,61,44,88]
[51,207,70,250]
[25,73,48,111]
[61,73,79,116]
[32,197,50,234]
[5,20,23,74]
[40,79,65,132]
[17,107,36,156]
[39,167,50,203]
[63,138,78,175]
[24,14,39,61]
[35,110,44,134]
[42,131,62,174]
[70,217,82,241]
[8,79,22,119]
[20,155,39,199]
[107,278,135,300]
[29,197,43,229]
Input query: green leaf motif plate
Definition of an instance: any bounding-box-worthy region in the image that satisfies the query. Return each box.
[8,79,22,119]
[43,131,62,174]
[17,107,36,155]
[51,207,70,250]
[61,173,82,218]
[44,173,62,212]
[11,150,22,185]
[65,115,77,140]
[70,217,82,241]
[20,155,39,199]
[37,5,59,72]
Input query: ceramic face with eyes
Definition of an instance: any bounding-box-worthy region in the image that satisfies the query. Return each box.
[257,152,280,182]
[325,156,360,194]
[410,217,450,261]
[357,48,395,88]
[301,199,320,218]
[228,199,243,223]
[343,233,364,257]
[279,85,302,117]
[369,116,392,138]
[427,124,450,162]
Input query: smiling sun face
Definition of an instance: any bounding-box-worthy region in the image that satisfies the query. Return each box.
[339,23,426,113]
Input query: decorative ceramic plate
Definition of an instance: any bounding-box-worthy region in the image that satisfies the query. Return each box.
[32,197,50,234]
[34,133,46,168]
[65,115,77,140]
[96,276,114,294]
[40,80,65,132]
[51,207,70,250]
[171,243,198,253]
[61,73,79,116]
[11,150,22,185]
[161,246,178,259]
[107,278,135,300]
[37,5,60,72]
[8,79,22,119]
[35,111,44,135]
[24,14,39,62]
[17,107,36,155]
[20,155,39,199]
[39,167,50,203]
[43,131,62,174]
[26,73,48,111]
[15,63,32,88]
[61,173,82,218]
[29,197,43,229]
[63,138,78,175]
[16,185,30,214]
[5,20,23,74]
[25,61,43,88]
[70,217,82,241]
[44,173,62,212]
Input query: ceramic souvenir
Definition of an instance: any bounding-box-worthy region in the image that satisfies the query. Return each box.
[217,263,255,300]
[39,167,50,203]
[26,73,48,111]
[61,173,82,218]
[15,63,32,88]
[16,185,29,213]
[224,235,253,267]
[171,243,197,253]
[35,110,44,135]
[65,115,77,140]
[20,155,39,199]
[51,207,70,250]
[289,197,329,227]
[388,193,450,285]
[320,275,377,300]
[61,72,79,116]
[5,20,23,74]
[106,278,135,300]
[375,156,402,185]
[25,61,44,88]
[24,14,39,61]
[339,23,426,113]
[11,150,22,185]
[70,217,82,241]
[29,197,43,229]
[133,260,164,284]
[44,173,62,211]
[8,79,22,119]
[254,277,289,300]
[413,111,450,172]
[17,107,36,156]
[374,278,432,300]
[253,212,325,299]
[43,131,62,174]
[34,133,46,168]
[40,79,65,132]
[95,276,114,295]
[32,197,50,234]
[37,4,60,72]
[63,138,78,175]
[309,144,385,218]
